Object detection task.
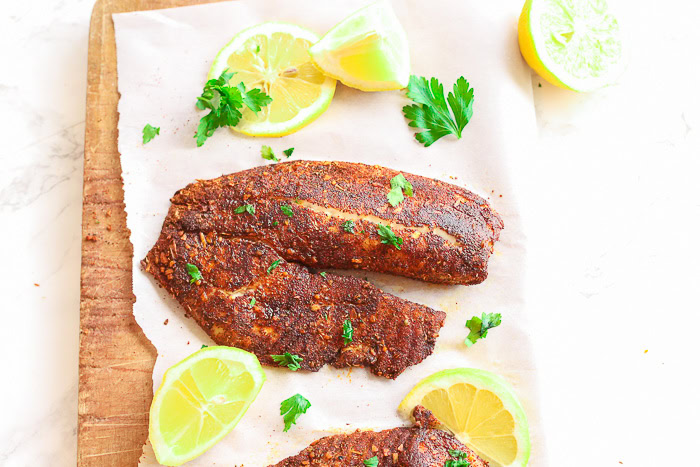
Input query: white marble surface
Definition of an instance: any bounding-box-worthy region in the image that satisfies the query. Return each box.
[0,0,698,466]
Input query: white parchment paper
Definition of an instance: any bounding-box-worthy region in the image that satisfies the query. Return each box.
[113,1,544,465]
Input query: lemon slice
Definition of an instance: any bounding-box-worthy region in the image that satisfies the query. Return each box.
[518,0,625,92]
[309,0,410,91]
[209,22,336,137]
[399,368,530,467]
[149,346,266,466]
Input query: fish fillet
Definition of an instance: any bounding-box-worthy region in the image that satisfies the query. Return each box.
[270,405,489,466]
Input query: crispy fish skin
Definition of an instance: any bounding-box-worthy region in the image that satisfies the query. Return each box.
[143,222,445,379]
[171,160,503,285]
[270,406,489,467]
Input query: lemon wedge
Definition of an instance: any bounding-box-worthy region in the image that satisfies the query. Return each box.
[209,22,336,137]
[518,0,625,91]
[399,368,530,467]
[309,0,410,91]
[149,346,266,466]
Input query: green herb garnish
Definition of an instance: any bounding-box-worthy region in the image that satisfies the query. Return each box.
[342,220,356,233]
[377,224,403,250]
[267,259,281,274]
[194,69,271,147]
[364,456,379,467]
[280,205,294,217]
[283,147,295,158]
[464,312,502,347]
[271,352,303,371]
[235,204,255,215]
[445,449,471,466]
[261,145,279,162]
[200,344,208,349]
[342,319,353,345]
[186,263,202,284]
[320,272,327,278]
[142,124,160,144]
[387,173,414,206]
[273,221,280,226]
[280,393,311,432]
[250,297,256,307]
[403,75,474,147]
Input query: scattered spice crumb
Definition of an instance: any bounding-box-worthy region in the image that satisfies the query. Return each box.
[85,234,97,242]
[34,283,40,287]
[107,224,112,231]
[499,194,503,198]
[187,341,190,345]
[644,349,648,353]
[163,319,168,325]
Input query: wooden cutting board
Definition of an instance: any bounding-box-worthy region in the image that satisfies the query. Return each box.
[78,1,225,465]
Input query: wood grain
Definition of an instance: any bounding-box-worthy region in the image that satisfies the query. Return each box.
[78,1,224,465]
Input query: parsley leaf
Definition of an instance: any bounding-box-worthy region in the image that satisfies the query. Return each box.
[364,456,379,467]
[250,297,256,307]
[194,69,271,147]
[234,204,255,215]
[142,124,160,144]
[267,259,281,274]
[377,224,403,250]
[186,263,202,284]
[387,173,414,206]
[201,344,208,349]
[342,220,356,233]
[342,319,353,345]
[271,352,303,371]
[445,449,471,466]
[261,145,279,162]
[464,312,502,347]
[320,272,327,278]
[403,75,474,147]
[280,393,311,432]
[280,205,294,217]
[273,221,280,226]
[283,147,295,158]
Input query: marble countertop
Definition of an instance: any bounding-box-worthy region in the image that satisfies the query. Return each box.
[1,0,698,465]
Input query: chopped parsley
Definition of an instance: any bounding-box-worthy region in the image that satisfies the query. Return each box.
[194,69,271,147]
[364,456,379,467]
[186,263,202,284]
[280,393,311,432]
[377,224,403,250]
[445,449,471,466]
[320,272,327,278]
[342,319,353,345]
[271,352,303,371]
[267,259,281,274]
[464,312,502,347]
[280,205,294,217]
[387,173,414,206]
[342,220,356,233]
[200,344,208,349]
[234,204,255,215]
[142,124,160,144]
[261,145,279,162]
[403,75,474,147]
[249,297,256,307]
[283,147,295,158]
[273,221,280,226]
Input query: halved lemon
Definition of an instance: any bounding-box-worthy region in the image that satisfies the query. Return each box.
[149,346,266,466]
[209,22,336,137]
[398,368,530,467]
[518,0,625,92]
[309,0,410,91]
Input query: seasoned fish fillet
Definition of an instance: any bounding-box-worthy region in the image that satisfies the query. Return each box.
[143,222,445,379]
[270,405,489,467]
[170,160,503,285]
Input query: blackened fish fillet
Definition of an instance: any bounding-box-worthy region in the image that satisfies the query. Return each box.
[170,160,503,285]
[270,406,489,467]
[143,221,445,378]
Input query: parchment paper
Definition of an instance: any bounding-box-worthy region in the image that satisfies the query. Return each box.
[113,1,544,465]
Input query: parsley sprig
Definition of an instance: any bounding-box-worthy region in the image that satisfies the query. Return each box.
[342,319,354,345]
[271,352,303,371]
[280,393,311,432]
[186,263,202,284]
[387,173,414,206]
[403,75,474,147]
[142,124,160,144]
[364,456,379,467]
[377,224,403,250]
[445,449,471,466]
[234,204,255,215]
[194,69,272,147]
[464,312,502,347]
